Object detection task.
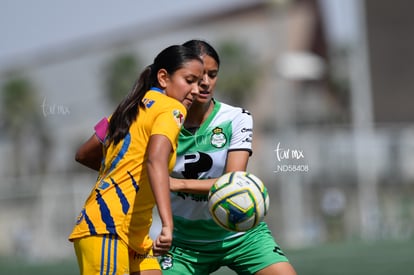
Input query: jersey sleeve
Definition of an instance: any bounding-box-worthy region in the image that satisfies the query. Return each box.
[94,117,109,143]
[151,103,187,150]
[229,108,253,155]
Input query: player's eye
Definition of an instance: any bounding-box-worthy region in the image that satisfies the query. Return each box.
[208,71,218,79]
[186,77,198,84]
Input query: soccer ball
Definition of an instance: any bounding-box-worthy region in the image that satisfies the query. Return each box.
[208,171,270,232]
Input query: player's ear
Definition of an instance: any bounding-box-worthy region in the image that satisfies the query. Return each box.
[157,69,169,89]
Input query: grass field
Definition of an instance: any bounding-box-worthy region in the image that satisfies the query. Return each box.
[1,239,413,275]
[286,239,414,275]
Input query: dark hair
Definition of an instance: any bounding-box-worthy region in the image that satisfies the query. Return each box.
[182,40,220,68]
[108,45,202,145]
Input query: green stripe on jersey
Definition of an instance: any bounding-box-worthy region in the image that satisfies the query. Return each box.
[177,120,233,155]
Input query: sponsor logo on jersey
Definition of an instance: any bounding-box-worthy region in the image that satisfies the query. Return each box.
[75,209,85,224]
[173,109,185,127]
[242,108,251,116]
[142,98,155,108]
[211,127,227,148]
[177,192,209,202]
[241,127,252,133]
[97,180,110,190]
[241,128,253,143]
[273,246,286,256]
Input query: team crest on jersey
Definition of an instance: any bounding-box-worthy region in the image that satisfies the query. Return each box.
[160,253,173,270]
[173,109,184,127]
[211,127,227,148]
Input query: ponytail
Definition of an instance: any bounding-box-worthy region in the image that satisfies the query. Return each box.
[106,45,202,145]
[107,66,154,145]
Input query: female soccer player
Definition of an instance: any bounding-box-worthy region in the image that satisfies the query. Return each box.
[75,40,296,275]
[69,44,203,275]
[160,40,297,275]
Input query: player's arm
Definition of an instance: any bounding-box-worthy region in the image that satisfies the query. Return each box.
[75,134,103,171]
[146,134,174,256]
[169,177,216,194]
[75,117,108,171]
[169,150,250,194]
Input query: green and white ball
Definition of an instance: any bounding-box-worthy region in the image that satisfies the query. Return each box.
[208,171,270,232]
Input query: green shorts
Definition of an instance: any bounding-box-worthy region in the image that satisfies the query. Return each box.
[159,222,289,275]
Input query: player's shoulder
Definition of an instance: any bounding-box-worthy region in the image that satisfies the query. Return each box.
[217,100,252,119]
[144,90,186,111]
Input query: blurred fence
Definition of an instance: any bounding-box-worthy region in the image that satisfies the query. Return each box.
[255,124,414,247]
[1,125,414,260]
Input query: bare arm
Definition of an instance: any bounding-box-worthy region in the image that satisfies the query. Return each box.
[75,134,103,171]
[169,150,250,194]
[146,134,174,256]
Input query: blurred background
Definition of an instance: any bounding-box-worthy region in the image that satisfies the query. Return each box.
[1,0,413,274]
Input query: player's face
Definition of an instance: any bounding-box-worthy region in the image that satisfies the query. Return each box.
[163,60,203,109]
[195,54,219,104]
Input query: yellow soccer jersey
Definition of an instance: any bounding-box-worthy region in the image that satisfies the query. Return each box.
[69,88,186,254]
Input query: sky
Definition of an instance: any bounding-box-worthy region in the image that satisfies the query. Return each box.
[0,0,252,67]
[0,0,357,68]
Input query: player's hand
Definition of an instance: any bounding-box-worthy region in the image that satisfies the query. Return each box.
[152,226,173,256]
[169,177,182,192]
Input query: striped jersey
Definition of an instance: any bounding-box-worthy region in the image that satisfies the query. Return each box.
[170,100,253,243]
[69,88,186,254]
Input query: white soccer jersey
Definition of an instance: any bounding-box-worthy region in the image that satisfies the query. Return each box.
[170,100,253,243]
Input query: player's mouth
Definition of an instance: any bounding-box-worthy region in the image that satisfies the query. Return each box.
[198,89,210,98]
